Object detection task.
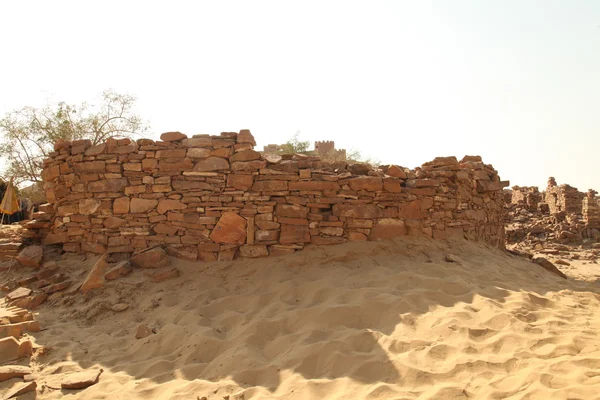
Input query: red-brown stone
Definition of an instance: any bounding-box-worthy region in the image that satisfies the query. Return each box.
[210,212,247,245]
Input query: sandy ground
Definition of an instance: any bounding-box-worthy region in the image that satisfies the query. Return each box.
[3,236,600,399]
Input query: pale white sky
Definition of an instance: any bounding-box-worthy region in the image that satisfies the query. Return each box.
[1,1,599,191]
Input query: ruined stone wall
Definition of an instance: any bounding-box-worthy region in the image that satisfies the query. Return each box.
[511,186,541,211]
[546,177,584,215]
[31,130,509,261]
[583,190,600,230]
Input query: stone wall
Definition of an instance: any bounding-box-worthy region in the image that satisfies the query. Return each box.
[511,186,541,211]
[583,190,600,230]
[545,177,584,215]
[31,130,509,261]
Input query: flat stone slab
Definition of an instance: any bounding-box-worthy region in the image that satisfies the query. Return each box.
[61,369,102,390]
[3,380,37,398]
[6,287,32,302]
[0,365,32,382]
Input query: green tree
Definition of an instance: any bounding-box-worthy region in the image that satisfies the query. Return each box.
[0,90,148,185]
[279,131,311,154]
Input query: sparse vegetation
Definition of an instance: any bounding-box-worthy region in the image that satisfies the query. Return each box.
[279,131,311,154]
[0,90,148,185]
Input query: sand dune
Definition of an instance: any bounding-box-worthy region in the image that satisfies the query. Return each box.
[4,236,600,399]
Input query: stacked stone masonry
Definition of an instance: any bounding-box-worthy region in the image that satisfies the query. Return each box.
[511,186,541,211]
[546,177,585,215]
[583,190,600,230]
[32,130,509,261]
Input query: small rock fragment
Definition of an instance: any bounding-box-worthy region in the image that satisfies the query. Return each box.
[111,303,130,312]
[135,324,153,339]
[61,369,103,390]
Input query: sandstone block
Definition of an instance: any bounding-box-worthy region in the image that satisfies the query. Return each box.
[79,198,102,215]
[158,159,194,171]
[3,381,37,398]
[153,223,179,235]
[332,204,385,219]
[16,246,43,268]
[103,217,127,229]
[210,212,247,245]
[280,224,310,244]
[130,247,169,268]
[187,148,211,158]
[142,158,158,170]
[166,246,198,261]
[348,232,368,241]
[256,220,280,230]
[105,261,133,280]
[320,227,344,236]
[130,198,158,213]
[290,181,341,191]
[231,160,267,171]
[256,230,279,241]
[73,161,106,173]
[311,236,347,245]
[398,200,425,219]
[123,162,142,171]
[82,242,107,254]
[237,129,256,145]
[85,143,106,156]
[227,174,254,190]
[182,137,213,147]
[532,257,567,279]
[276,204,309,218]
[156,149,186,158]
[0,365,32,382]
[7,287,32,302]
[239,245,269,258]
[387,165,407,179]
[194,157,230,171]
[0,337,21,363]
[157,199,186,214]
[61,369,102,390]
[42,164,60,181]
[253,180,289,192]
[88,178,127,193]
[347,177,383,191]
[231,150,261,162]
[81,254,110,293]
[383,177,402,192]
[369,219,407,240]
[160,131,187,141]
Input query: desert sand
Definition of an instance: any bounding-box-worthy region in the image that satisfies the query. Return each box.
[3,236,600,399]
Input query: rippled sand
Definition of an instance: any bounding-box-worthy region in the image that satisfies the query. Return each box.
[6,236,600,399]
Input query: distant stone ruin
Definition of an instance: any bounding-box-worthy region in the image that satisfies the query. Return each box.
[314,141,346,161]
[545,177,585,215]
[511,186,541,211]
[505,177,600,246]
[25,130,509,262]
